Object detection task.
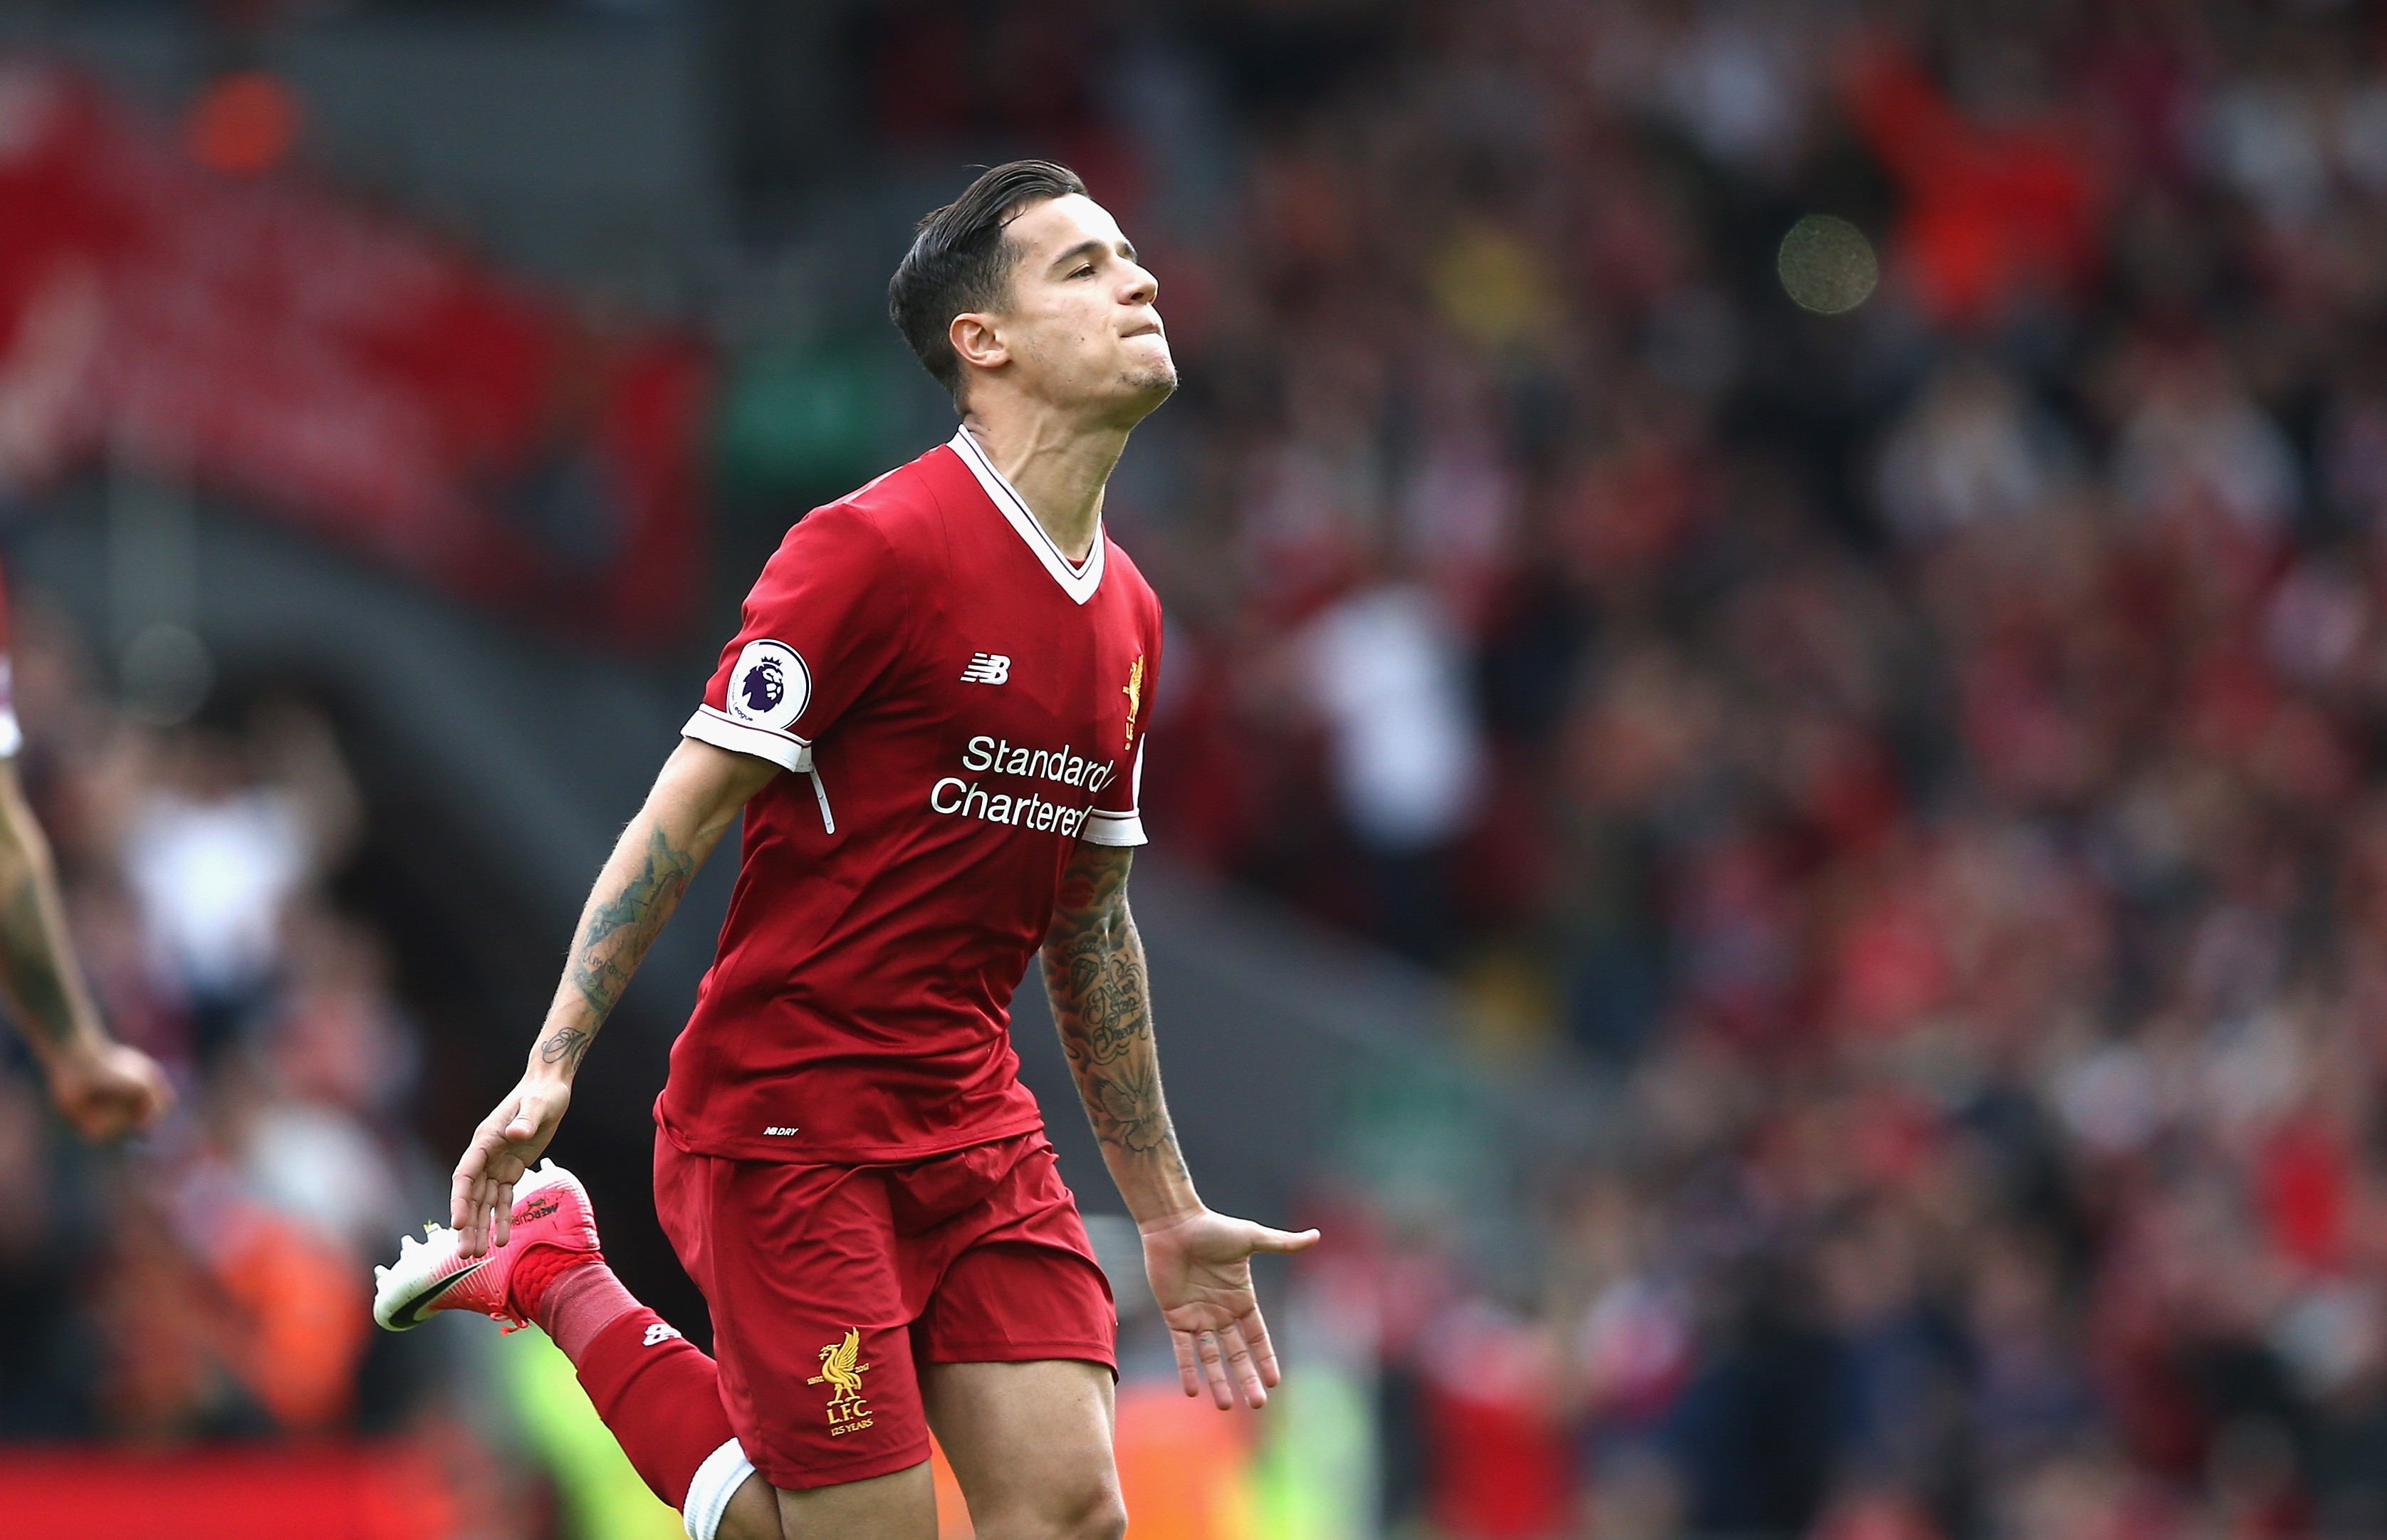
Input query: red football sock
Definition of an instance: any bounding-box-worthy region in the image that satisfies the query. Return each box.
[530,1257,638,1359]
[569,1301,741,1512]
[508,1244,605,1331]
[516,1252,741,1515]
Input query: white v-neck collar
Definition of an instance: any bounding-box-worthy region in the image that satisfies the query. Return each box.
[949,426,1105,606]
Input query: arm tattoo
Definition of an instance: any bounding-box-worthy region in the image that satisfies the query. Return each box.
[0,874,78,1052]
[1042,848,1189,1182]
[1084,1055,1173,1156]
[568,824,697,1025]
[539,1026,592,1073]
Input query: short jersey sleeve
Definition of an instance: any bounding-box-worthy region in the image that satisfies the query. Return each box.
[1080,617,1159,847]
[682,505,907,772]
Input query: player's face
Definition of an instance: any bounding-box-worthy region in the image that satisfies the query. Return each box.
[980,194,1175,421]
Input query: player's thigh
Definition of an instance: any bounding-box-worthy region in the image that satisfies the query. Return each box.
[922,1358,1122,1540]
[766,1460,936,1540]
[715,1472,785,1540]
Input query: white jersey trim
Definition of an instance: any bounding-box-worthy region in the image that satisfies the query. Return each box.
[1080,735,1147,844]
[1080,809,1147,846]
[950,427,1106,606]
[683,706,812,772]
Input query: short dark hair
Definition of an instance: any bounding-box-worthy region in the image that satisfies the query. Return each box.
[889,159,1087,402]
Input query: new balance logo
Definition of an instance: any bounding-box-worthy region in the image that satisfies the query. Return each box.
[644,1323,683,1347]
[765,1126,800,1136]
[960,653,1011,685]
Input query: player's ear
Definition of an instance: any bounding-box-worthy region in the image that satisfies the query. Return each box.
[949,312,1008,373]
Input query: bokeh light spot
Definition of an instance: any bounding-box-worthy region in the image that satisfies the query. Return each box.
[188,71,301,177]
[1777,214,1879,315]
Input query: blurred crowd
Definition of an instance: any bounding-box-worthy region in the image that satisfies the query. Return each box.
[25,1,2387,1538]
[0,602,456,1449]
[1080,1,2387,1537]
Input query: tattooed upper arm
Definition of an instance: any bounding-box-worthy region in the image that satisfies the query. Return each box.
[1043,842,1184,1173]
[1047,842,1133,944]
[1045,843,1137,1056]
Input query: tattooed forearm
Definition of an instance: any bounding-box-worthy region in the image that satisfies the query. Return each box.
[1084,1055,1175,1156]
[1043,847,1193,1195]
[1063,947,1145,1064]
[523,738,769,1088]
[567,824,697,1022]
[539,1026,592,1073]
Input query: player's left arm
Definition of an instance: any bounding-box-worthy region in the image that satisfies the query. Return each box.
[1042,842,1318,1410]
[0,758,170,1140]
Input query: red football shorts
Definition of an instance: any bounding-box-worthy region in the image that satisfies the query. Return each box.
[652,1126,1117,1490]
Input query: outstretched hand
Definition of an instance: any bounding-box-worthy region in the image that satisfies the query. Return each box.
[1140,1208,1321,1409]
[449,1074,571,1257]
[47,1039,172,1142]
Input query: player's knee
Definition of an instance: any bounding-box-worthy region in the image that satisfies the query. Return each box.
[1060,1470,1122,1537]
[1048,1488,1126,1540]
[1072,1487,1128,1540]
[981,1478,1125,1540]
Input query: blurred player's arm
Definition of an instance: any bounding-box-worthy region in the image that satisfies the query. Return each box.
[451,738,777,1254]
[1042,842,1317,1410]
[0,759,170,1140]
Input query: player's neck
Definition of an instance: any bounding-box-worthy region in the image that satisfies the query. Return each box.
[957,405,1126,565]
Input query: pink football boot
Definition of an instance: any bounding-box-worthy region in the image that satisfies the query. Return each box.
[372,1158,600,1331]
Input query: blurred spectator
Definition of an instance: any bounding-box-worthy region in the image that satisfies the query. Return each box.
[1297,579,1485,961]
[1876,357,2076,539]
[110,703,360,1064]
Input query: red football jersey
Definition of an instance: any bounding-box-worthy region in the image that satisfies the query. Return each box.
[659,429,1162,1162]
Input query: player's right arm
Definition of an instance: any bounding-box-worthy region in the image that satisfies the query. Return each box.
[454,497,899,1252]
[450,738,778,1255]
